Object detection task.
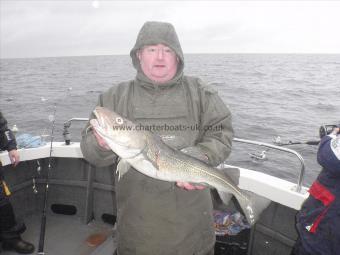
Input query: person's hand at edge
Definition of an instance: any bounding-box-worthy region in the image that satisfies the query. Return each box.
[8,149,20,167]
[331,127,340,135]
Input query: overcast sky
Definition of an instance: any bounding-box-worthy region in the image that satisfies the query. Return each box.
[1,1,340,58]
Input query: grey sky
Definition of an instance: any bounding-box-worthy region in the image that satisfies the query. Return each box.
[1,1,340,58]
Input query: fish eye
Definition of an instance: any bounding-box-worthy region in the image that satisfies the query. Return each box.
[116,117,123,125]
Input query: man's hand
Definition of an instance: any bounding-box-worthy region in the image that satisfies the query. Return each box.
[176,181,206,190]
[8,149,20,167]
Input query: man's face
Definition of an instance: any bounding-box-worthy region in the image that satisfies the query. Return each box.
[137,44,178,83]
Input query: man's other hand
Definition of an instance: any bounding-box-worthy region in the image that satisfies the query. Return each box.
[176,181,206,190]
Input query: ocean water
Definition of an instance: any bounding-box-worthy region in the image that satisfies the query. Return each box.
[1,54,339,186]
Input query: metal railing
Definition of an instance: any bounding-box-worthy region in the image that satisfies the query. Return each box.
[233,138,305,193]
[61,118,306,193]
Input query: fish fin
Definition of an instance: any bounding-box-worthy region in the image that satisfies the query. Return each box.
[184,181,209,186]
[218,167,240,185]
[122,148,146,159]
[216,190,233,206]
[129,156,159,172]
[235,191,271,226]
[116,159,131,181]
[217,167,270,225]
[127,156,159,179]
[213,167,241,209]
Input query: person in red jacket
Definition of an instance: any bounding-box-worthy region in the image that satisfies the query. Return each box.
[0,111,35,254]
[292,126,340,255]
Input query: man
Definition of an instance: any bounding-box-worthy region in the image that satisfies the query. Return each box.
[292,127,340,255]
[81,21,233,255]
[0,111,35,254]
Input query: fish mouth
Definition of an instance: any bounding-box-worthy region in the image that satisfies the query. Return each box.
[89,118,99,128]
[92,110,105,131]
[92,108,101,122]
[93,107,112,129]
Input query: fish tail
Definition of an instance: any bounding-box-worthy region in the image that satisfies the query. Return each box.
[216,167,271,225]
[235,191,271,226]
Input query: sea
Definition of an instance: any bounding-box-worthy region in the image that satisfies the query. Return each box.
[1,54,339,187]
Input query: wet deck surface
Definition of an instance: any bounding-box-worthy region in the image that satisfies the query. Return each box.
[0,213,116,255]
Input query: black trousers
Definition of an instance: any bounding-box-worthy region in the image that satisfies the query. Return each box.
[0,171,17,236]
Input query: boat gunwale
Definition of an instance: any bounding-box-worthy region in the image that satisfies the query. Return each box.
[0,142,308,210]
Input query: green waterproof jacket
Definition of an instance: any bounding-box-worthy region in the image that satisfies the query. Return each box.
[81,21,233,255]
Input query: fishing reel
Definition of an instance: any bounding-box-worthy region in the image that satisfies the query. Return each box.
[319,124,340,138]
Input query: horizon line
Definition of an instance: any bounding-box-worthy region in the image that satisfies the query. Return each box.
[2,52,340,60]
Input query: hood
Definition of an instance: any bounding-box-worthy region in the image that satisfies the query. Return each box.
[317,134,340,175]
[130,21,184,87]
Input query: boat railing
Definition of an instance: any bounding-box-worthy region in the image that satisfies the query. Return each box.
[63,118,89,145]
[61,118,306,193]
[232,138,305,193]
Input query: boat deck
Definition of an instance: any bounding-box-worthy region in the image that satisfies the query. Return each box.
[0,213,116,255]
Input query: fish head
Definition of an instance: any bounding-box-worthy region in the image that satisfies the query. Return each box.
[91,107,146,159]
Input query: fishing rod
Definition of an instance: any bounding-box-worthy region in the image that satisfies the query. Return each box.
[273,124,340,147]
[245,123,340,163]
[275,140,320,146]
[37,103,57,255]
[248,139,318,161]
[35,87,73,254]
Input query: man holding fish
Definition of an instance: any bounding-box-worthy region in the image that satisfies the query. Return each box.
[81,21,233,255]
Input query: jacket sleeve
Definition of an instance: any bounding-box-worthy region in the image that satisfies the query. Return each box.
[80,92,117,167]
[0,111,17,151]
[196,82,234,167]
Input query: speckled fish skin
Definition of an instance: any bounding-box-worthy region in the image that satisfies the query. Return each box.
[91,106,267,225]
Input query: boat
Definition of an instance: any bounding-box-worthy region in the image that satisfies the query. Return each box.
[0,118,309,255]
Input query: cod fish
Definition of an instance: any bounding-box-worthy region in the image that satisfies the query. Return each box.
[90,106,270,225]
